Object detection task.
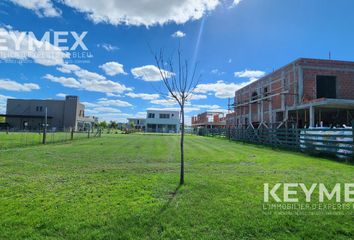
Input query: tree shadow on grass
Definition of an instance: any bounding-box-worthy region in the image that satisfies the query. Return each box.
[146,184,182,237]
[157,184,181,215]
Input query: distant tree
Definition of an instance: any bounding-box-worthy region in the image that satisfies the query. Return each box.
[99,121,108,129]
[109,121,118,129]
[0,116,5,123]
[154,47,201,185]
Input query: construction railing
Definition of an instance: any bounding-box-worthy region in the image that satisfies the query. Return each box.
[193,124,354,161]
[0,128,102,150]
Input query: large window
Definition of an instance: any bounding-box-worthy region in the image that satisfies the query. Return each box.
[159,113,170,119]
[316,75,336,99]
[148,113,155,118]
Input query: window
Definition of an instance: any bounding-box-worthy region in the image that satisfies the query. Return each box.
[148,113,155,118]
[251,91,259,100]
[316,75,336,99]
[36,106,43,112]
[159,113,170,119]
[264,87,269,96]
[276,111,284,122]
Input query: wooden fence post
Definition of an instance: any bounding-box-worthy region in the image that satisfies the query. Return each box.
[42,127,47,144]
[71,128,74,140]
[87,129,90,138]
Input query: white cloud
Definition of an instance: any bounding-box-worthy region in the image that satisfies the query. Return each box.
[232,0,242,6]
[79,79,131,94]
[195,80,253,99]
[44,66,132,94]
[57,63,81,74]
[0,94,13,100]
[99,61,127,76]
[106,92,121,97]
[93,107,122,113]
[97,99,132,107]
[193,104,221,109]
[60,0,220,26]
[172,31,186,38]
[150,98,178,106]
[9,0,61,17]
[81,99,133,121]
[44,74,80,88]
[0,79,40,92]
[82,100,131,110]
[56,93,67,98]
[0,94,13,113]
[131,65,173,82]
[188,93,207,100]
[147,107,197,113]
[97,43,119,52]
[211,69,225,75]
[74,69,105,81]
[126,92,160,100]
[81,101,99,108]
[193,69,265,99]
[0,27,68,66]
[234,69,265,81]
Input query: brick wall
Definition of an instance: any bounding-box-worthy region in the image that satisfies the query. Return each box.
[229,58,354,127]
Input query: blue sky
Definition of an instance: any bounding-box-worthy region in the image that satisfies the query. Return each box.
[1,0,354,123]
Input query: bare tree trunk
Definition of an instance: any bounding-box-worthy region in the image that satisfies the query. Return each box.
[180,106,185,185]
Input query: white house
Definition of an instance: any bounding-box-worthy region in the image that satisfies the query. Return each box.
[145,110,180,133]
[127,118,146,130]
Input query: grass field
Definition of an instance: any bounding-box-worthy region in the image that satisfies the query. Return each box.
[0,134,353,239]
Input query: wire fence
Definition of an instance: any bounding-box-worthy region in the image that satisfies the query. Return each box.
[0,128,102,150]
[192,123,354,161]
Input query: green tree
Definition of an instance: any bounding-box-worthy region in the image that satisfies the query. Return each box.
[99,121,108,129]
[109,121,118,129]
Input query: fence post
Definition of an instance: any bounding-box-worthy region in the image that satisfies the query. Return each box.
[42,127,47,144]
[87,128,90,138]
[228,126,231,141]
[71,128,74,140]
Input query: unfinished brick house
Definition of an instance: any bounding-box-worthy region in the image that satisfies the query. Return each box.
[227,58,354,128]
[192,111,226,129]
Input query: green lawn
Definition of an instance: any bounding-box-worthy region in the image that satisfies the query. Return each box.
[0,134,353,239]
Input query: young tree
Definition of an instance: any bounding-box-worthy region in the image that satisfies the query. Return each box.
[154,48,201,185]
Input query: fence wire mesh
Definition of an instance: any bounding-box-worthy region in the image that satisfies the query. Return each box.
[0,128,101,150]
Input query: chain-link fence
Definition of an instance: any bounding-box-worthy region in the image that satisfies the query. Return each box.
[0,128,102,150]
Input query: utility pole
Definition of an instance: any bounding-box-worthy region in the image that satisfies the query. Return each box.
[42,107,47,144]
